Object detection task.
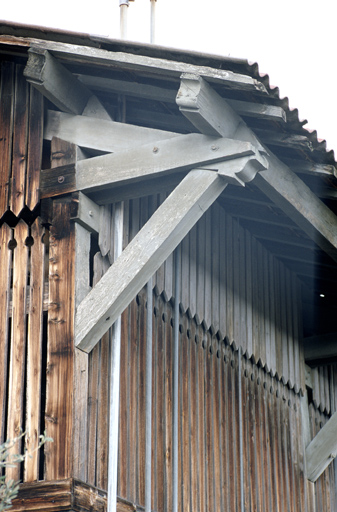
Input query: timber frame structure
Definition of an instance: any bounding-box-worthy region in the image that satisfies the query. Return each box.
[1,21,337,511]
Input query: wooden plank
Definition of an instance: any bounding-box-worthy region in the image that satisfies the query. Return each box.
[0,61,15,216]
[26,85,44,211]
[6,220,29,482]
[0,223,12,442]
[24,48,92,114]
[78,74,286,121]
[10,478,72,512]
[74,135,257,194]
[10,65,29,216]
[75,169,228,353]
[25,218,45,482]
[45,199,75,480]
[70,191,100,234]
[177,73,337,263]
[44,109,178,153]
[306,413,337,482]
[30,40,267,93]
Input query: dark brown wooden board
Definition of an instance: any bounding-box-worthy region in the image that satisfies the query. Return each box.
[45,199,75,480]
[0,61,15,217]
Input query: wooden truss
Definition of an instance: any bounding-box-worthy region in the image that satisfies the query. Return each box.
[24,44,337,483]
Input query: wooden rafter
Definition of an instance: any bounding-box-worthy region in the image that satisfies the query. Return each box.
[176,73,337,264]
[24,48,111,119]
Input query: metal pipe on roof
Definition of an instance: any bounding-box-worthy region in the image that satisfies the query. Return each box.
[150,0,157,44]
[119,0,134,40]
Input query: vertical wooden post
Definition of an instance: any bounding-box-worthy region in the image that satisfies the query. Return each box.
[45,197,75,480]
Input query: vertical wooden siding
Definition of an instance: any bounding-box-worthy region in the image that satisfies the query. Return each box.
[0,218,46,482]
[121,195,305,394]
[0,60,43,220]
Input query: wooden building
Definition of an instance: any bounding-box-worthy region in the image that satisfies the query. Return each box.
[1,21,337,511]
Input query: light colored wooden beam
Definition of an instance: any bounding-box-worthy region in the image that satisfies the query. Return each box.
[29,40,268,93]
[40,134,261,199]
[75,152,266,353]
[75,169,225,352]
[24,48,111,119]
[304,332,337,364]
[306,411,337,482]
[176,74,337,263]
[44,110,178,153]
[77,74,286,122]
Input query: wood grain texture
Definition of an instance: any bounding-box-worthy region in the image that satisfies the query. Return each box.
[0,223,12,441]
[25,85,43,212]
[25,218,46,482]
[0,61,15,216]
[6,220,29,482]
[45,199,75,480]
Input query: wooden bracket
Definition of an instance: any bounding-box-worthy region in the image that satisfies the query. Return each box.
[176,73,337,264]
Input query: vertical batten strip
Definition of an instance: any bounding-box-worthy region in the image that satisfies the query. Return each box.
[0,61,15,217]
[145,279,153,512]
[6,220,29,482]
[25,219,45,482]
[0,223,12,442]
[26,85,43,212]
[172,246,181,512]
[10,65,29,217]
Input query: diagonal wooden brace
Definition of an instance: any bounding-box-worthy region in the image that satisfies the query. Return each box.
[75,150,267,353]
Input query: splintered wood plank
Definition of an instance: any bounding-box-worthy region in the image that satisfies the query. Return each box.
[0,61,15,216]
[25,218,45,482]
[45,200,74,480]
[7,220,29,482]
[26,85,43,212]
[10,65,29,217]
[0,223,12,441]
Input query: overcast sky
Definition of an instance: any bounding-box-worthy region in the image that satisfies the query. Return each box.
[2,0,336,153]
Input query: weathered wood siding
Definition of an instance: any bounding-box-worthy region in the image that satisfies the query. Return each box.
[0,61,43,219]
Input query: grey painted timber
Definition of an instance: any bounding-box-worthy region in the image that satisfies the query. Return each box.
[176,74,337,264]
[75,169,228,352]
[306,411,337,482]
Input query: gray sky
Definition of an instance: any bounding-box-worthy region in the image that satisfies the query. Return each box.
[2,0,336,153]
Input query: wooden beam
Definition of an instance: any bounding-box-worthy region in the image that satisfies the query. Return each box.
[24,48,111,119]
[75,169,225,352]
[77,74,286,122]
[29,40,268,93]
[44,109,179,153]
[75,152,266,353]
[40,134,260,199]
[304,332,337,364]
[176,74,337,263]
[306,411,337,482]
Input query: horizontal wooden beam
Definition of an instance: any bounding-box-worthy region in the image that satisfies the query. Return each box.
[177,74,337,264]
[306,411,337,482]
[30,40,268,93]
[44,109,178,153]
[304,332,337,364]
[10,477,134,512]
[40,134,260,199]
[77,73,286,122]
